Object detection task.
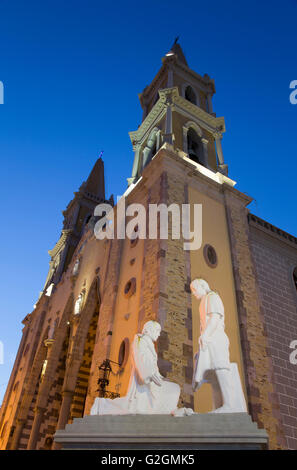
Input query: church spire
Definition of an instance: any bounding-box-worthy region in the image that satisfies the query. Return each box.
[41,156,112,295]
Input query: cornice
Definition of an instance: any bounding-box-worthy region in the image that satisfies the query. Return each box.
[129,101,166,147]
[137,144,237,202]
[174,94,225,133]
[129,87,225,146]
[248,213,297,251]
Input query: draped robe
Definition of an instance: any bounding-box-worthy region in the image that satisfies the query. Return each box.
[91,333,180,415]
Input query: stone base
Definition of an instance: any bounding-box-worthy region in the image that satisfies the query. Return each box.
[54,413,268,450]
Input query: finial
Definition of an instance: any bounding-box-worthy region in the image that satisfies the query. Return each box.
[98,150,104,159]
[174,36,179,45]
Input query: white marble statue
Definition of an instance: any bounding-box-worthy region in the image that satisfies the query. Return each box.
[72,258,80,276]
[74,293,83,315]
[91,321,187,415]
[190,278,247,413]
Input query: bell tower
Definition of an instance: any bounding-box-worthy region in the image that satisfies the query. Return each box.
[128,40,228,186]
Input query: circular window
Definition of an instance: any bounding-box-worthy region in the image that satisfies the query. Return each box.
[118,338,129,367]
[203,244,218,268]
[124,278,136,298]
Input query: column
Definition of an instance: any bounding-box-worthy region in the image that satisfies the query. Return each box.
[128,144,140,186]
[27,406,45,450]
[207,93,213,114]
[142,146,151,168]
[163,96,173,145]
[167,66,173,88]
[27,338,54,449]
[214,132,224,165]
[10,418,26,450]
[182,126,188,154]
[52,390,74,450]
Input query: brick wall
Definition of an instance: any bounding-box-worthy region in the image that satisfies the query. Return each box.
[249,221,297,449]
[224,193,283,449]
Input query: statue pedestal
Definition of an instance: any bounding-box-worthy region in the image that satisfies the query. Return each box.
[54,413,268,450]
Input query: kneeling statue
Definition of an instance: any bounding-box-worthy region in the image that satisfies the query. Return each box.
[91,321,188,415]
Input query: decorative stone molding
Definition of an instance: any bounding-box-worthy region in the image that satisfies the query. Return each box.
[248,213,297,248]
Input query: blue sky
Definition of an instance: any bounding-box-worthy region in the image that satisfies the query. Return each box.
[0,0,296,403]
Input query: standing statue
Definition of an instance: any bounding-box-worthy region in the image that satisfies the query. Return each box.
[72,258,80,276]
[91,321,186,415]
[190,279,247,413]
[74,293,83,315]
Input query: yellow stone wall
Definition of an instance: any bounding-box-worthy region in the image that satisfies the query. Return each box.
[188,186,247,412]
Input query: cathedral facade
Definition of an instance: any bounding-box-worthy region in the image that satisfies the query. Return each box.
[0,43,296,450]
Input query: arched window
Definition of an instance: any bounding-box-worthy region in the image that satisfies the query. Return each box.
[185,85,197,105]
[118,338,129,367]
[187,128,203,164]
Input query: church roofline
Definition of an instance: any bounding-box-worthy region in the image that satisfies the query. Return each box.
[248,213,297,249]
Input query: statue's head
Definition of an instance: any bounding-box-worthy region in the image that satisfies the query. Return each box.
[142,320,161,342]
[190,278,210,299]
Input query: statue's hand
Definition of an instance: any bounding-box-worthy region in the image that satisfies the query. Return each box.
[151,372,162,386]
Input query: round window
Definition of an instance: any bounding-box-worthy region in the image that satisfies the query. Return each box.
[203,244,218,268]
[124,278,136,298]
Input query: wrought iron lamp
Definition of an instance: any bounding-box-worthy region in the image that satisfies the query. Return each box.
[97,359,120,399]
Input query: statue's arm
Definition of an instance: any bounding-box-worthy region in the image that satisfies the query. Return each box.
[200,313,220,348]
[200,293,223,348]
[133,337,161,385]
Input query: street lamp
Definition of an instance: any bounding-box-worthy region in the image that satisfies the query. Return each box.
[97,359,120,399]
